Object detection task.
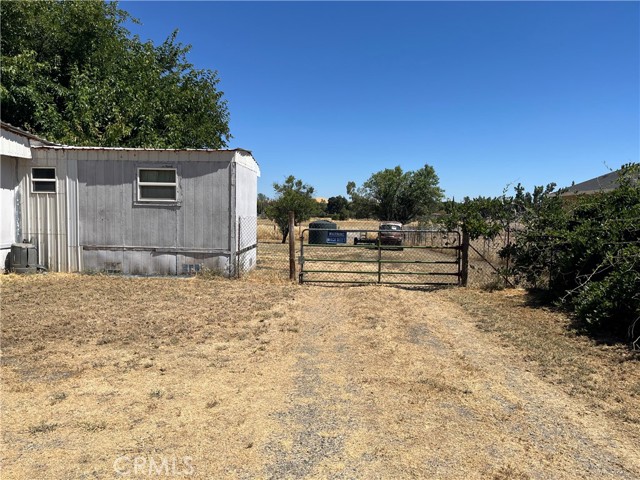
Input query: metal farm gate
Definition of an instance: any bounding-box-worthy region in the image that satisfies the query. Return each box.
[299,228,461,286]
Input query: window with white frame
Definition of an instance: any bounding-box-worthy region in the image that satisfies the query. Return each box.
[32,167,56,193]
[137,168,177,202]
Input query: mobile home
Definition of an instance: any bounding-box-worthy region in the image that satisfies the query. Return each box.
[0,122,259,275]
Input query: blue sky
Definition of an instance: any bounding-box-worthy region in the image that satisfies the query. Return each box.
[122,1,639,200]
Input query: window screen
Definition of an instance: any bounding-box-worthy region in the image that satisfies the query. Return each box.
[32,168,56,193]
[137,168,177,202]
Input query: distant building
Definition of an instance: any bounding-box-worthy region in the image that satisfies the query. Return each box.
[1,122,259,275]
[560,169,635,198]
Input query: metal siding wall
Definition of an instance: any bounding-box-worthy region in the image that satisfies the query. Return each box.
[65,157,81,271]
[22,149,74,271]
[1,156,17,249]
[235,163,258,218]
[0,128,32,159]
[178,253,229,273]
[73,149,233,275]
[179,160,230,250]
[130,151,176,249]
[79,154,96,246]
[235,161,258,250]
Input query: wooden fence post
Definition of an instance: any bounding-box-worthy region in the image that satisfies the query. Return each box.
[289,211,296,282]
[461,229,469,287]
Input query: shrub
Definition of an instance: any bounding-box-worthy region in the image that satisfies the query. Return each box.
[508,164,640,336]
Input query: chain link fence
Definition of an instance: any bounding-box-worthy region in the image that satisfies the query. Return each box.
[234,216,258,277]
[253,218,522,287]
[465,228,523,288]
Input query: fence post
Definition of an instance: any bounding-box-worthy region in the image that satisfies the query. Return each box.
[504,226,511,288]
[377,237,382,283]
[289,211,296,282]
[461,228,469,287]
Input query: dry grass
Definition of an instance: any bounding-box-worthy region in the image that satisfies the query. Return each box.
[440,288,640,429]
[2,273,638,478]
[1,273,299,479]
[261,285,639,478]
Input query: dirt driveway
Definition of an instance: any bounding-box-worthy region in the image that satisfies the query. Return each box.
[261,286,639,479]
[1,275,639,479]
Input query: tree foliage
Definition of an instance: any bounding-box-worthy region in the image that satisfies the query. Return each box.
[349,164,443,224]
[1,0,230,148]
[265,176,317,243]
[326,195,350,220]
[346,181,374,219]
[441,165,640,338]
[507,164,640,335]
[442,195,513,240]
[442,164,640,335]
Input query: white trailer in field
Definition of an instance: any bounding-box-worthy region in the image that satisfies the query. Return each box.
[0,121,259,276]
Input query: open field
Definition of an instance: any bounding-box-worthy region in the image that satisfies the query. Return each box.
[1,273,639,479]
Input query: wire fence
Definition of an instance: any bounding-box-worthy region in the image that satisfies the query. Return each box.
[300,229,460,285]
[234,216,258,278]
[252,218,519,287]
[465,228,522,288]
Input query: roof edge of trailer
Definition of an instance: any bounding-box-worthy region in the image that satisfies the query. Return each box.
[0,121,58,146]
[30,144,258,165]
[1,121,257,164]
[30,144,253,154]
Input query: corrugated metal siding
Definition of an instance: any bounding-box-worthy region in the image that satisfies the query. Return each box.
[177,160,231,250]
[19,149,80,271]
[78,157,231,248]
[73,149,234,274]
[235,153,258,251]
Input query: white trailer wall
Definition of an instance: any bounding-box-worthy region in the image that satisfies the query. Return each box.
[0,157,19,266]
[1,125,34,268]
[234,151,260,274]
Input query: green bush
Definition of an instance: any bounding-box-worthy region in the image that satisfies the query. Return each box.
[507,164,640,335]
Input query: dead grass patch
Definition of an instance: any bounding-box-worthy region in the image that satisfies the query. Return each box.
[440,288,640,429]
[1,273,299,479]
[2,273,638,478]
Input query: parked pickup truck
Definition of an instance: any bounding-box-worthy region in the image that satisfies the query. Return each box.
[354,222,403,246]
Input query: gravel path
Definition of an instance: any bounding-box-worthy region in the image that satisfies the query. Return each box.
[260,286,639,479]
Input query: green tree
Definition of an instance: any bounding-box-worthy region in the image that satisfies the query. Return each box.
[314,199,328,218]
[1,0,230,148]
[346,181,374,219]
[441,194,517,240]
[351,164,443,224]
[326,195,350,220]
[257,193,270,217]
[265,176,317,243]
